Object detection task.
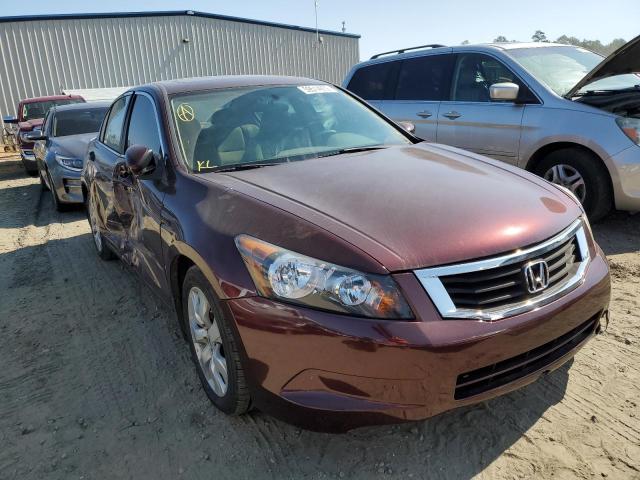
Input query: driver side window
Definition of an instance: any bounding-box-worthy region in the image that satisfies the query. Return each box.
[452,53,520,102]
[126,94,162,155]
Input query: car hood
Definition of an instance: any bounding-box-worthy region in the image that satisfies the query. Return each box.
[54,133,96,159]
[18,119,43,131]
[204,144,582,272]
[566,34,640,97]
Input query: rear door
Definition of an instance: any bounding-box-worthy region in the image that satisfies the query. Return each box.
[436,53,532,164]
[90,94,132,248]
[379,53,454,141]
[113,92,169,294]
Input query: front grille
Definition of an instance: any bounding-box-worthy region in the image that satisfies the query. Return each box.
[454,315,599,400]
[414,219,590,320]
[440,236,580,310]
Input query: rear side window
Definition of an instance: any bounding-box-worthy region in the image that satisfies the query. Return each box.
[395,54,454,101]
[101,96,130,153]
[347,61,399,100]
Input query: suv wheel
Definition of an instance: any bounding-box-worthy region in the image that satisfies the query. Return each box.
[182,266,250,415]
[536,148,612,222]
[86,188,114,260]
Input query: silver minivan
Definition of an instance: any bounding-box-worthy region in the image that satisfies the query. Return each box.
[343,36,640,220]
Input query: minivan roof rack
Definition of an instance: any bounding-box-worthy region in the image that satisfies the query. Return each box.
[370,44,446,59]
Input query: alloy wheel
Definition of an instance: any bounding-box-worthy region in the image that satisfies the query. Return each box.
[188,286,228,397]
[543,164,587,204]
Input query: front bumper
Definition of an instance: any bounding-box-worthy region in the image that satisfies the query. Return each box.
[608,145,640,211]
[224,249,610,431]
[48,162,84,204]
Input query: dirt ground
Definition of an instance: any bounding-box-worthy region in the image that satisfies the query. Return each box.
[0,153,638,480]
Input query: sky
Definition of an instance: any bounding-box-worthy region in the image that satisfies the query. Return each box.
[2,0,638,60]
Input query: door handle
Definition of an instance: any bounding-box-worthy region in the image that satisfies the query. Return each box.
[443,111,461,119]
[416,111,432,118]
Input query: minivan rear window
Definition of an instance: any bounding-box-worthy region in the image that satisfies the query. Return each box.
[347,62,399,100]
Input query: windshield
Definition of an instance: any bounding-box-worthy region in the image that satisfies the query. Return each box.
[21,99,83,121]
[52,107,109,137]
[507,46,640,96]
[170,84,412,173]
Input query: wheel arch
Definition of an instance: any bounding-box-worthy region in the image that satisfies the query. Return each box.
[524,142,614,195]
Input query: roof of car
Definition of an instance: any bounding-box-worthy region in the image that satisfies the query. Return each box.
[487,42,567,50]
[145,75,327,95]
[360,42,573,66]
[49,101,112,113]
[21,94,84,104]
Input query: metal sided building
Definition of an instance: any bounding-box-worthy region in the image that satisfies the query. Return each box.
[0,10,360,127]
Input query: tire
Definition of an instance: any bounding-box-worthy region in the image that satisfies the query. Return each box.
[86,187,115,261]
[23,162,37,177]
[535,148,612,222]
[48,172,68,212]
[182,266,250,415]
[39,169,49,191]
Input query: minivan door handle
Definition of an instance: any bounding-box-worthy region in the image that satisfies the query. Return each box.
[443,111,461,119]
[416,111,432,118]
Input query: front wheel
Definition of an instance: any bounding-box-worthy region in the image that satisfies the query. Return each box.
[86,187,114,260]
[535,148,612,222]
[182,266,250,415]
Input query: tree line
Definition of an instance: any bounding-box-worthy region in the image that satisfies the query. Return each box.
[460,32,626,56]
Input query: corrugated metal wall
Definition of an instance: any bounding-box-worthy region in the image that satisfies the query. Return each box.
[0,13,359,128]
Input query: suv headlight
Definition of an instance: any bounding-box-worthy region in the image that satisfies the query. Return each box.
[55,154,83,170]
[616,117,640,145]
[235,235,413,319]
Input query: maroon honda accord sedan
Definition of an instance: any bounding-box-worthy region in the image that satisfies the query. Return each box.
[82,76,610,431]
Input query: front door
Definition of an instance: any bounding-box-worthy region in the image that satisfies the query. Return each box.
[113,92,169,294]
[436,53,527,164]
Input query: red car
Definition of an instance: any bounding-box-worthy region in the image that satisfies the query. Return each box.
[82,76,610,431]
[3,94,84,175]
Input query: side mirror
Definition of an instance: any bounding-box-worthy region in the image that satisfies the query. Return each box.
[125,145,156,175]
[490,82,520,101]
[26,129,46,141]
[397,121,416,134]
[3,115,18,124]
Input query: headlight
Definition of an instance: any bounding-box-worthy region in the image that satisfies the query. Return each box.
[55,154,83,170]
[235,235,414,319]
[19,131,32,142]
[616,117,640,145]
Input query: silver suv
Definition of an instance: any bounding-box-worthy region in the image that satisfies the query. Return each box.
[343,37,640,220]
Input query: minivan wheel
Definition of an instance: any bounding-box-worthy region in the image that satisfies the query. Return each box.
[536,148,612,222]
[87,188,115,260]
[182,266,250,415]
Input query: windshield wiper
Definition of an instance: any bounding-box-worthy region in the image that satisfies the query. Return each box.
[209,162,281,173]
[317,145,388,159]
[574,84,640,97]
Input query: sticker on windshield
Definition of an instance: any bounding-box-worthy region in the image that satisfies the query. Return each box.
[297,85,337,95]
[176,103,195,122]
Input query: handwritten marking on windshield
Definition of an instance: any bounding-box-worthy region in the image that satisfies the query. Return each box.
[196,160,215,171]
